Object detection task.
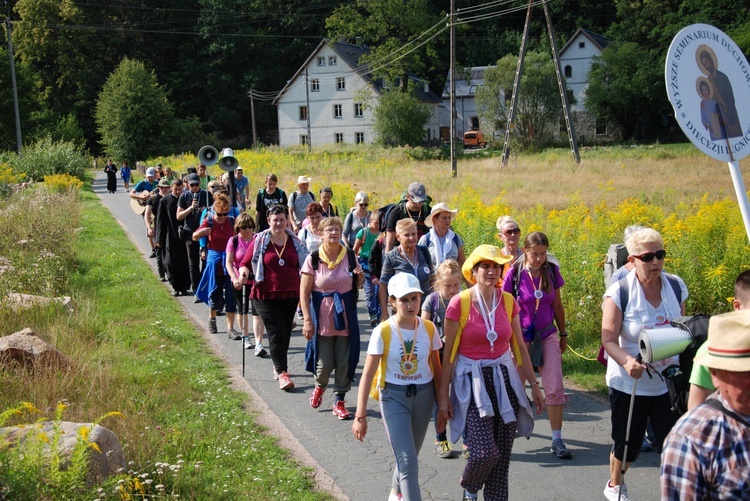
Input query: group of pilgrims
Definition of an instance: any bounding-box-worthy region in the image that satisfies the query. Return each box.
[113,162,726,501]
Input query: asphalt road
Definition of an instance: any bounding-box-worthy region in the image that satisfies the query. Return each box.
[93,171,662,500]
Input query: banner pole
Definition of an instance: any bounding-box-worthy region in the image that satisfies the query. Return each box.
[727,160,750,244]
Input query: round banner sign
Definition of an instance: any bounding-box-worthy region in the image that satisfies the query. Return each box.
[665,24,750,162]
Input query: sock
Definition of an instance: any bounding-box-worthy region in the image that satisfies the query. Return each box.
[334,394,344,403]
[552,430,562,441]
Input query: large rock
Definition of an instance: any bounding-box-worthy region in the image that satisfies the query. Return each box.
[1,422,126,484]
[5,292,73,312]
[0,328,70,370]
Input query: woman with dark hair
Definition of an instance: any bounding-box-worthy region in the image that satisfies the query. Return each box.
[255,173,288,231]
[193,193,239,338]
[502,231,570,460]
[239,205,309,390]
[298,202,325,253]
[319,186,339,218]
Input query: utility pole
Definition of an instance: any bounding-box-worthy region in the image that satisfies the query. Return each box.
[449,0,457,177]
[5,0,22,155]
[305,66,311,152]
[249,86,257,148]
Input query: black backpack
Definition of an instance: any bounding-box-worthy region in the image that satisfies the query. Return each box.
[310,248,360,296]
[660,314,710,416]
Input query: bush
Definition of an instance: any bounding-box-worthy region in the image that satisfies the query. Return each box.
[44,174,84,193]
[10,137,88,182]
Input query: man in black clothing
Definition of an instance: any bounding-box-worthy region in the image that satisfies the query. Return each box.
[145,178,171,280]
[177,173,213,299]
[156,179,191,296]
[384,181,431,252]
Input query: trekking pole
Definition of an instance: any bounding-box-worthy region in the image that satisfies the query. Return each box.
[619,353,642,501]
[242,283,247,377]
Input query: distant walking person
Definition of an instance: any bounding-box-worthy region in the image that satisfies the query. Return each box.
[104,159,118,193]
[120,162,131,191]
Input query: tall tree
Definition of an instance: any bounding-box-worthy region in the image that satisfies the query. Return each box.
[326,0,444,91]
[95,58,175,165]
[373,90,431,147]
[475,51,563,150]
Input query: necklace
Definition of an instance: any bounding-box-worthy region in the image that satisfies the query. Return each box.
[400,246,419,275]
[526,268,543,312]
[393,317,418,375]
[272,234,288,266]
[475,287,500,351]
[406,206,420,221]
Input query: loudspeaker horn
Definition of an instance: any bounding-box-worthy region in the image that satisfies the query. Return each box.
[198,145,219,166]
[218,147,239,172]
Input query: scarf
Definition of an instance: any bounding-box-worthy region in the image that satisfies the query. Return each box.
[430,228,455,265]
[319,245,347,269]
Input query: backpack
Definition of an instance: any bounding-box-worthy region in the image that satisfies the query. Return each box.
[369,319,437,399]
[618,273,682,312]
[660,314,710,416]
[508,256,561,301]
[448,289,522,365]
[310,247,360,294]
[289,191,315,211]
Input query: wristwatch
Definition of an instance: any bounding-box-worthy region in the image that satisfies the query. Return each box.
[559,331,568,337]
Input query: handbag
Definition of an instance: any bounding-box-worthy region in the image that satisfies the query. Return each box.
[178,223,194,242]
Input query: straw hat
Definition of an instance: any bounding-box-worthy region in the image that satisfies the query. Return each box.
[297,175,312,185]
[694,310,750,372]
[425,203,458,228]
[461,244,512,284]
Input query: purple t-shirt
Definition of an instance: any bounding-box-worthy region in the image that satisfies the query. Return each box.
[502,264,564,341]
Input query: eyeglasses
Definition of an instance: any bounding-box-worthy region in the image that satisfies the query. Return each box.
[215,212,229,217]
[358,203,369,207]
[238,225,254,231]
[633,250,667,262]
[503,228,521,236]
[324,227,342,233]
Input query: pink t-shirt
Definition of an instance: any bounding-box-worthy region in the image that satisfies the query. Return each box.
[226,235,253,276]
[301,255,353,336]
[445,288,520,360]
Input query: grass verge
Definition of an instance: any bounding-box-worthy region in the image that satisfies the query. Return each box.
[0,184,331,500]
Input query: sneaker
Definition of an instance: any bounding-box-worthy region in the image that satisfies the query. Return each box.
[641,436,653,452]
[461,444,469,460]
[208,318,217,334]
[463,490,478,501]
[551,438,573,459]
[273,369,279,380]
[603,481,631,501]
[434,440,455,458]
[332,400,352,420]
[243,336,255,350]
[227,328,242,340]
[296,307,304,320]
[387,491,402,501]
[278,371,294,391]
[369,315,378,327]
[310,386,325,409]
[149,249,157,258]
[255,343,267,358]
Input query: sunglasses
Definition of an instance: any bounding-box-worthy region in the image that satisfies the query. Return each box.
[359,203,369,207]
[503,228,521,236]
[189,183,200,187]
[238,225,254,231]
[633,250,667,262]
[215,212,229,217]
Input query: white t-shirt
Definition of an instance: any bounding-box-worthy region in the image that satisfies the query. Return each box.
[603,270,688,396]
[368,317,442,385]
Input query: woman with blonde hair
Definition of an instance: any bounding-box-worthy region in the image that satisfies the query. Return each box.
[193,193,239,337]
[343,191,371,249]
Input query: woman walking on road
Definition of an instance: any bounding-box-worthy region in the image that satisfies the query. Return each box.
[353,272,442,501]
[300,216,364,420]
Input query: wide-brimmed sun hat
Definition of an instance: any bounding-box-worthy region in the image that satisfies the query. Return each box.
[297,175,312,184]
[462,244,512,285]
[387,272,423,298]
[694,309,750,372]
[157,178,171,188]
[425,203,458,228]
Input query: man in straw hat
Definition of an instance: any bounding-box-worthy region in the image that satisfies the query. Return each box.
[289,175,315,233]
[661,309,750,500]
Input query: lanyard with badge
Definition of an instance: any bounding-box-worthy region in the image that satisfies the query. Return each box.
[393,318,418,374]
[476,288,500,352]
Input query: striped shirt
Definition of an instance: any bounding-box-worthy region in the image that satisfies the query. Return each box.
[660,392,750,500]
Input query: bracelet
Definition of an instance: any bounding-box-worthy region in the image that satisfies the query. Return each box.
[355,415,367,420]
[530,381,540,387]
[559,331,568,337]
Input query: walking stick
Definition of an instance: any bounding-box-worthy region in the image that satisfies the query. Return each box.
[619,353,642,501]
[242,283,247,377]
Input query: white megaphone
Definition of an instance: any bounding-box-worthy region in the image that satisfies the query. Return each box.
[198,145,219,166]
[218,148,239,172]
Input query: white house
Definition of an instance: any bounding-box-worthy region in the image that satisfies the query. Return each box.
[559,28,611,138]
[273,39,441,147]
[439,66,489,141]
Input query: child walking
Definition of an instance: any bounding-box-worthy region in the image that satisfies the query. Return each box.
[421,259,462,458]
[352,273,442,501]
[353,210,381,326]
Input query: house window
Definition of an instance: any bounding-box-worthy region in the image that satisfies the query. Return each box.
[579,42,585,49]
[311,79,319,92]
[471,117,479,129]
[317,56,325,66]
[595,119,607,135]
[333,104,342,118]
[329,55,337,65]
[469,85,477,94]
[564,65,572,78]
[355,132,364,144]
[300,134,309,146]
[354,103,364,117]
[299,106,308,121]
[335,133,344,144]
[336,77,346,91]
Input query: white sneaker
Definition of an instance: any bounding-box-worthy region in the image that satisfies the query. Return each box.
[254,343,267,358]
[273,369,279,380]
[603,481,631,501]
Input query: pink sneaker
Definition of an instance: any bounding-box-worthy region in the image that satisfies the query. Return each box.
[310,386,325,408]
[332,400,352,420]
[278,371,294,391]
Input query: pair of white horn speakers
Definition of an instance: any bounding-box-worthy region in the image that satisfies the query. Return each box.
[198,145,238,172]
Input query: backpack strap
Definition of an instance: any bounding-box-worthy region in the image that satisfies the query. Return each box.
[233,234,239,251]
[311,249,320,269]
[346,248,358,291]
[619,274,682,312]
[290,191,297,208]
[703,398,750,426]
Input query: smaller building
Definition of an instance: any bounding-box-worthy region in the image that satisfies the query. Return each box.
[439,66,489,141]
[273,39,441,147]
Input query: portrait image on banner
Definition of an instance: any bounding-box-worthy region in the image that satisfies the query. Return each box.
[666,24,750,162]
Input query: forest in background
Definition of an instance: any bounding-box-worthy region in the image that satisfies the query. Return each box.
[0,0,748,156]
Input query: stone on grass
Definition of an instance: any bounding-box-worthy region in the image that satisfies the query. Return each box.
[6,292,73,312]
[0,328,70,370]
